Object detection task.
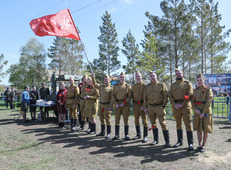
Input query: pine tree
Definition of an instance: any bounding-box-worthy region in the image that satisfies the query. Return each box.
[97,11,121,76]
[121,30,140,84]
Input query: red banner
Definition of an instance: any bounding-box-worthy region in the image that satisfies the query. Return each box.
[30,9,80,40]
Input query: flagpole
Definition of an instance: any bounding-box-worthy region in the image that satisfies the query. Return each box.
[67,9,93,73]
[80,41,93,73]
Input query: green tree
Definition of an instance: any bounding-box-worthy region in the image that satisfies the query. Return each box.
[121,30,140,84]
[97,11,121,77]
[48,37,84,75]
[8,38,47,89]
[0,54,8,82]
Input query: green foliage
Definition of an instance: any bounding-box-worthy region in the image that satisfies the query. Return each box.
[0,54,8,82]
[96,11,121,78]
[48,36,84,75]
[8,38,47,89]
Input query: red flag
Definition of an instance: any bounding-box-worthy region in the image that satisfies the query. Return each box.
[30,9,80,40]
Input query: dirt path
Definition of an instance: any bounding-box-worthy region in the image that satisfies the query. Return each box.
[0,108,231,169]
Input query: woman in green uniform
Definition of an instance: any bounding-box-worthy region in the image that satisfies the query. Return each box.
[192,73,213,152]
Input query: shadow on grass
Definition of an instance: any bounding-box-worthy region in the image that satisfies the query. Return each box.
[21,125,199,164]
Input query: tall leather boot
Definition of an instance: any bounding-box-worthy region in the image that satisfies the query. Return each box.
[86,122,92,133]
[133,126,141,140]
[105,125,111,139]
[96,125,105,136]
[163,130,171,147]
[187,131,194,151]
[124,126,130,140]
[78,121,85,131]
[174,129,183,147]
[112,125,120,140]
[70,119,74,130]
[90,123,96,134]
[151,128,159,145]
[72,119,77,131]
[142,126,148,143]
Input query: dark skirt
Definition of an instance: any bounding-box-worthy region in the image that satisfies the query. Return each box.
[21,102,28,112]
[30,100,37,112]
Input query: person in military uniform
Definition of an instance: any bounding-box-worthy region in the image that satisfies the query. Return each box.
[9,88,15,109]
[192,73,213,152]
[39,83,50,116]
[66,77,80,131]
[4,87,10,109]
[78,75,91,131]
[169,68,194,151]
[56,82,68,129]
[110,72,132,140]
[83,77,99,134]
[132,71,149,143]
[29,86,39,120]
[92,72,113,139]
[143,72,170,147]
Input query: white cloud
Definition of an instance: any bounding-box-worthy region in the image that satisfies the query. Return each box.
[109,7,117,14]
[122,0,134,4]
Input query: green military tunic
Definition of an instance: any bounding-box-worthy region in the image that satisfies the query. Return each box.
[111,82,132,126]
[143,81,168,130]
[192,85,213,133]
[132,81,148,127]
[66,84,79,119]
[92,76,113,125]
[169,78,193,131]
[83,86,99,118]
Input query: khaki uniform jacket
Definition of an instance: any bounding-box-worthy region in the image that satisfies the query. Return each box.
[192,85,213,114]
[132,81,145,104]
[169,78,193,108]
[110,82,132,108]
[92,76,113,104]
[84,86,99,114]
[143,81,168,109]
[66,84,79,105]
[80,84,87,100]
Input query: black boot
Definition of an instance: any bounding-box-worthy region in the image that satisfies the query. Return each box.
[142,126,148,143]
[112,125,120,140]
[72,119,77,131]
[96,125,105,136]
[187,131,194,151]
[78,121,85,131]
[70,119,74,130]
[163,130,171,148]
[105,125,111,139]
[151,128,159,145]
[133,126,141,140]
[86,122,92,133]
[174,129,183,147]
[124,126,130,140]
[62,122,65,129]
[58,122,62,128]
[90,123,96,134]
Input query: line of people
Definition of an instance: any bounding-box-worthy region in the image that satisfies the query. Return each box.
[56,68,213,153]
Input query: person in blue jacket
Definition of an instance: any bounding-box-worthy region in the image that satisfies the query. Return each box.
[21,86,31,123]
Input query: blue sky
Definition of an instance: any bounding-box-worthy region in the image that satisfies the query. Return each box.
[1,0,231,85]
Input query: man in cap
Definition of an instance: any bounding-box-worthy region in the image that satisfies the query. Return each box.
[39,83,50,118]
[92,73,113,138]
[169,68,194,151]
[66,77,80,131]
[110,72,132,140]
[132,71,149,143]
[4,87,10,109]
[143,72,170,147]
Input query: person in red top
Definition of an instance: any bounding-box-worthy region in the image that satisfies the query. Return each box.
[56,82,67,129]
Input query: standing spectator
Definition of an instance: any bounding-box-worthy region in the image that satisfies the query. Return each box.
[56,82,67,129]
[9,88,15,109]
[29,86,39,120]
[4,87,10,109]
[21,86,31,123]
[39,83,50,116]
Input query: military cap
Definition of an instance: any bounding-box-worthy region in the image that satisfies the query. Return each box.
[120,71,125,75]
[196,73,204,79]
[175,68,181,72]
[104,74,110,78]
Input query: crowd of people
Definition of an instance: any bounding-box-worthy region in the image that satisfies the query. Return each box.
[55,68,213,153]
[3,68,213,153]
